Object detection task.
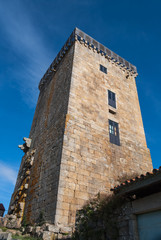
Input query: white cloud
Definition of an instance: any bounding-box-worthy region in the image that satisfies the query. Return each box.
[0,162,17,185]
[0,161,17,212]
[0,0,54,107]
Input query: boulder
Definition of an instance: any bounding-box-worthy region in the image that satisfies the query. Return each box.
[0,232,12,240]
[46,224,59,233]
[42,231,55,240]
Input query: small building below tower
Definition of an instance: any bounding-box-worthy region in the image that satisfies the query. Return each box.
[0,203,5,217]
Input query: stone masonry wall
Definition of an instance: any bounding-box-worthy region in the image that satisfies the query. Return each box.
[54,40,152,226]
[10,35,153,229]
[23,44,75,224]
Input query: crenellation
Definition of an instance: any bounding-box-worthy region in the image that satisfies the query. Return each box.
[39,28,137,91]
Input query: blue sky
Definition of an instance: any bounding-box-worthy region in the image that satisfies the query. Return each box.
[0,0,161,212]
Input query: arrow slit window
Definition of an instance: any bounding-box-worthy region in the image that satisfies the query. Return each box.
[109,120,120,146]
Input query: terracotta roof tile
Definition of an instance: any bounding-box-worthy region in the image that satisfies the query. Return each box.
[111,168,161,194]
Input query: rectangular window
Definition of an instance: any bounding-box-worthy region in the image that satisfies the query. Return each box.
[108,90,116,108]
[100,64,107,74]
[109,120,120,146]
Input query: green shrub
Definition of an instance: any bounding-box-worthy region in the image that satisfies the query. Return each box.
[0,226,8,232]
[73,193,126,240]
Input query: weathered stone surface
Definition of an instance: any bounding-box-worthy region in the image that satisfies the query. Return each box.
[42,231,55,240]
[60,226,72,234]
[0,232,12,240]
[26,226,33,233]
[9,29,152,229]
[0,217,5,227]
[46,224,59,233]
[0,215,20,229]
[6,229,21,236]
[35,226,41,233]
[18,137,32,153]
[54,38,152,226]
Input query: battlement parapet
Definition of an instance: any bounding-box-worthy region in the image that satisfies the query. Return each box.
[39,28,137,90]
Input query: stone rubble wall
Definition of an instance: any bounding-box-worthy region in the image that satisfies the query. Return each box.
[0,215,20,229]
[8,148,35,225]
[0,217,72,240]
[24,223,72,240]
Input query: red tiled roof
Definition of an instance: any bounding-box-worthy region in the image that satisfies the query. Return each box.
[0,203,5,211]
[111,167,161,195]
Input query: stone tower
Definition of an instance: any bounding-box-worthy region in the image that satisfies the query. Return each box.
[9,28,152,228]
